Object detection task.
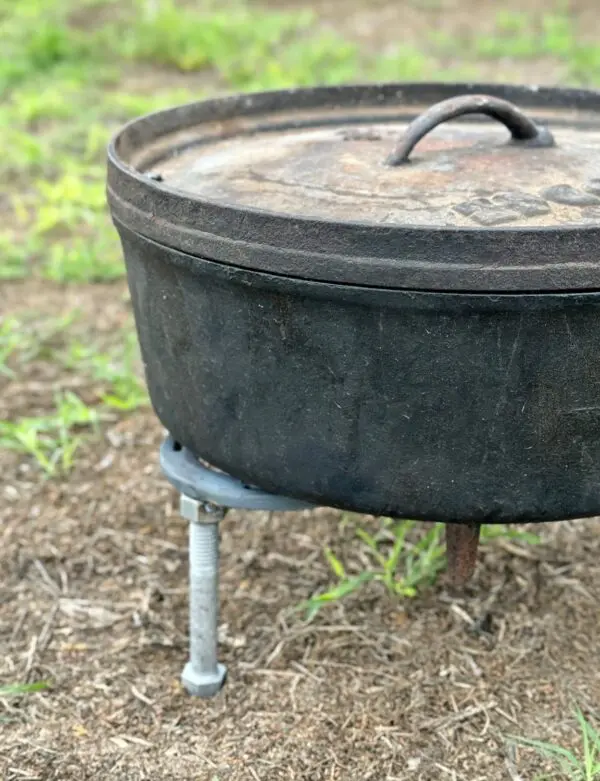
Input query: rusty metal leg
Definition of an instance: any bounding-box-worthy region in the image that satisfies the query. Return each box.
[445,522,481,586]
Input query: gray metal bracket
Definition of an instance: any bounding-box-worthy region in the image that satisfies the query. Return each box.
[160,436,316,697]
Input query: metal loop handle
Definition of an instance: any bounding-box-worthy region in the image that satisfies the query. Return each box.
[385,94,555,166]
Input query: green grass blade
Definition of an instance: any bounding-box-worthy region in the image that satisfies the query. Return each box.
[0,681,49,697]
[324,547,346,580]
[509,735,582,775]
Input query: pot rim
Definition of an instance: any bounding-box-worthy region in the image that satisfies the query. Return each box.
[107,81,600,293]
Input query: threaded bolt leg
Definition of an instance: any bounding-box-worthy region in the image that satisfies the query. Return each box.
[179,495,227,697]
[189,521,219,674]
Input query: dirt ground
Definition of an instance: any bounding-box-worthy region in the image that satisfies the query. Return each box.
[2,1,600,780]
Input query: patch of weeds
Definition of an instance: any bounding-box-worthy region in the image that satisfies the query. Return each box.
[0,317,144,473]
[85,123,114,159]
[7,79,83,124]
[9,168,110,270]
[0,99,113,183]
[0,318,24,378]
[0,113,85,182]
[0,391,100,476]
[110,1,364,89]
[302,520,541,619]
[368,46,433,82]
[508,707,600,780]
[1,6,100,93]
[475,11,540,59]
[116,1,314,74]
[430,11,540,60]
[63,333,148,411]
[302,519,446,620]
[0,102,115,181]
[567,44,600,86]
[540,12,577,59]
[34,126,117,181]
[0,231,36,280]
[0,119,49,179]
[427,30,460,57]
[42,227,124,284]
[31,171,106,235]
[433,64,484,83]
[0,311,78,378]
[232,32,360,90]
[430,10,600,86]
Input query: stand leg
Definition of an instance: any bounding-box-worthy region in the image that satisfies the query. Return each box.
[161,437,316,697]
[179,494,227,698]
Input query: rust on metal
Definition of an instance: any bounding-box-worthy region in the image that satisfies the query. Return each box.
[445,522,481,586]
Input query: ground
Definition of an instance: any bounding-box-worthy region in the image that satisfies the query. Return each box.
[1,1,600,780]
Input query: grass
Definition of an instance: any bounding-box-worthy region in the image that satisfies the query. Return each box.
[302,517,542,618]
[0,681,50,724]
[0,391,101,477]
[0,681,49,698]
[0,312,78,378]
[429,9,600,84]
[62,332,149,412]
[302,520,445,620]
[42,232,124,283]
[1,310,147,475]
[509,708,600,780]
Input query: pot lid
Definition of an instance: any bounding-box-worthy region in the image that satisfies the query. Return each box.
[107,83,600,292]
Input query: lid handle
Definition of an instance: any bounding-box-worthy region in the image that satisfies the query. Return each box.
[386,94,555,166]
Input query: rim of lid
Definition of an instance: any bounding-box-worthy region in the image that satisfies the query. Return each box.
[107,81,600,293]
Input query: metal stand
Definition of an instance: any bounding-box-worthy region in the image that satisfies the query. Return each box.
[160,436,315,697]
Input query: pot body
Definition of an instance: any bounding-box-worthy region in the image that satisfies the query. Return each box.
[117,221,600,524]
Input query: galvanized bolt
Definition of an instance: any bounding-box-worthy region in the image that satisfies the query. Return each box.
[179,494,227,698]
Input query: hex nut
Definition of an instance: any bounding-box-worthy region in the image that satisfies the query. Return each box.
[181,662,227,698]
[180,494,200,523]
[180,494,223,524]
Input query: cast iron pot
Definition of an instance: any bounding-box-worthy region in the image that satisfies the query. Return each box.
[107,82,600,526]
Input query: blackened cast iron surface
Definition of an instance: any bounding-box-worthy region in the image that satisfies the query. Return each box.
[107,82,600,293]
[116,220,600,524]
[107,82,600,527]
